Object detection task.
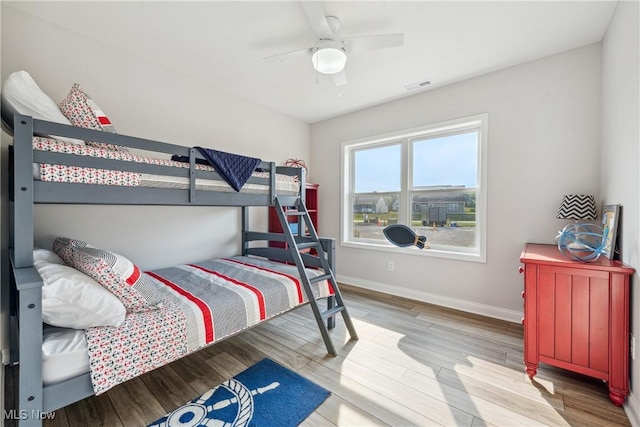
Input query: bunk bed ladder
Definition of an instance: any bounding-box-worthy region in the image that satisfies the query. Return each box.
[274,197,358,356]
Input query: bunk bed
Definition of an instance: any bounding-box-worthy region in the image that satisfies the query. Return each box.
[4,112,358,426]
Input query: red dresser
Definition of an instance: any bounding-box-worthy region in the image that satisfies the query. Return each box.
[520,243,634,406]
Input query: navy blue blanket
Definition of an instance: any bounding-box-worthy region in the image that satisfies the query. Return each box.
[172,148,261,192]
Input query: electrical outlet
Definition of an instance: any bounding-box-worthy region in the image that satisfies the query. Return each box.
[631,335,636,360]
[388,261,394,272]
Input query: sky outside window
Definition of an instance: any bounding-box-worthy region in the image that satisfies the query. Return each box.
[413,131,478,188]
[354,144,401,193]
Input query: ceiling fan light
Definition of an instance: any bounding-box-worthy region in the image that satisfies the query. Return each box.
[312,47,347,74]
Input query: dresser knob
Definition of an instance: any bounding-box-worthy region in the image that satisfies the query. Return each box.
[518,266,525,274]
[521,291,525,299]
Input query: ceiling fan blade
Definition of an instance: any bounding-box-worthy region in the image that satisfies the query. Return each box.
[301,1,333,39]
[343,33,405,53]
[263,47,312,62]
[332,70,347,87]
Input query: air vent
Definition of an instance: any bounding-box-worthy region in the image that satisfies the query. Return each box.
[404,80,432,91]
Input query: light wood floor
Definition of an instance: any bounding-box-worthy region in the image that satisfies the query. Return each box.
[6,285,632,426]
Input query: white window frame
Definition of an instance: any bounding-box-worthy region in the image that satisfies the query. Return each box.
[341,114,488,263]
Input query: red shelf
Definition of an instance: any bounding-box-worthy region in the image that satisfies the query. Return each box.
[269,183,318,249]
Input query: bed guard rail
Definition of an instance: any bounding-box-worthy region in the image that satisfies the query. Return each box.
[10,114,304,266]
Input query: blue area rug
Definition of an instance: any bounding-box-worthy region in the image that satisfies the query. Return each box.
[148,358,330,427]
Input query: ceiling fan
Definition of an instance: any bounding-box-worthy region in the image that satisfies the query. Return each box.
[263,2,404,87]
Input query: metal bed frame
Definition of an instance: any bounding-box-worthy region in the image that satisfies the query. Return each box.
[5,114,350,426]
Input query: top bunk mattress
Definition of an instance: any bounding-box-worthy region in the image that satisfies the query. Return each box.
[31,137,299,195]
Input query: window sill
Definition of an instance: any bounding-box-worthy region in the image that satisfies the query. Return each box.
[340,240,486,263]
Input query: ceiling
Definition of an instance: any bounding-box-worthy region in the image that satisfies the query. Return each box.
[7,1,617,124]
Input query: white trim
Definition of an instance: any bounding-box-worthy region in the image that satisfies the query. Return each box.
[338,274,522,324]
[341,113,488,263]
[1,349,9,365]
[476,114,488,262]
[625,391,640,427]
[341,138,350,252]
[341,240,485,263]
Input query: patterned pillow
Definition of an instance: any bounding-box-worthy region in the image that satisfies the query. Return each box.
[58,84,127,152]
[53,237,162,312]
[52,236,88,262]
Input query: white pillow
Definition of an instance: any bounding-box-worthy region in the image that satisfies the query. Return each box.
[34,254,126,329]
[34,248,65,265]
[1,71,84,145]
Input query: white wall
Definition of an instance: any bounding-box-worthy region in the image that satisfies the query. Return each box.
[1,4,310,269]
[600,1,640,423]
[311,44,603,321]
[0,4,310,369]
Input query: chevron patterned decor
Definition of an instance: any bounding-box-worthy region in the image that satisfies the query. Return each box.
[556,194,598,220]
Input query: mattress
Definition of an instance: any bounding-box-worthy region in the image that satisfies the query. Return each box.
[31,137,299,195]
[86,255,334,394]
[138,172,298,194]
[42,256,333,392]
[42,325,90,386]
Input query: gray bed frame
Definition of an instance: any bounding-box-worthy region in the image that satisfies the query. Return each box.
[5,114,340,425]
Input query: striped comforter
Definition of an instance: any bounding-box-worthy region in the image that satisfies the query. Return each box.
[85,256,334,394]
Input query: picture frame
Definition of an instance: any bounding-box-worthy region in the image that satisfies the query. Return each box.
[601,204,620,259]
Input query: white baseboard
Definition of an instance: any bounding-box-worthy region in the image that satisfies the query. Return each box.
[625,391,640,427]
[337,274,523,324]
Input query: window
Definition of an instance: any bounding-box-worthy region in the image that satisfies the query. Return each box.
[341,114,487,262]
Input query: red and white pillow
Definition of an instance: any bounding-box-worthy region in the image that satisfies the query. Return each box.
[53,237,163,312]
[58,84,127,152]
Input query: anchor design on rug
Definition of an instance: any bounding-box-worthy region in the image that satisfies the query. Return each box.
[154,379,280,427]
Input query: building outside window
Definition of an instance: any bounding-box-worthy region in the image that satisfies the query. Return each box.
[341,114,487,262]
